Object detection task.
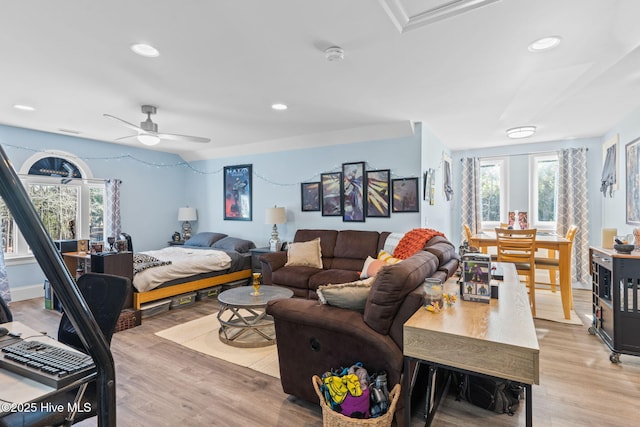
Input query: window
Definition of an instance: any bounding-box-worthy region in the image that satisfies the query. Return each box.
[530,153,558,229]
[479,157,508,229]
[1,153,104,261]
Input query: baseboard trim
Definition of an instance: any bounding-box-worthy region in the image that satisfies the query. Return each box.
[9,284,43,302]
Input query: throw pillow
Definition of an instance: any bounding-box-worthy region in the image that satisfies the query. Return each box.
[317,277,375,312]
[285,238,323,268]
[183,232,228,247]
[360,256,387,279]
[377,250,402,265]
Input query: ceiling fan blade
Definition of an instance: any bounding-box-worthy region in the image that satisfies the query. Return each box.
[156,132,210,143]
[103,114,143,132]
[113,134,139,142]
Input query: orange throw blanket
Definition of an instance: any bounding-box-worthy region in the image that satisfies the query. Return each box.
[393,228,446,260]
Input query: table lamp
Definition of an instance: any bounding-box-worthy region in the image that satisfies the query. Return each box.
[178,207,197,241]
[265,206,286,251]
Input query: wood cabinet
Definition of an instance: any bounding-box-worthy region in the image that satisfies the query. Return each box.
[589,247,640,363]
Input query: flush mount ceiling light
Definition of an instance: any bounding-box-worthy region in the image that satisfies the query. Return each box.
[324,46,345,61]
[506,126,536,139]
[271,103,288,111]
[528,36,562,52]
[137,133,160,146]
[130,43,160,57]
[13,104,35,111]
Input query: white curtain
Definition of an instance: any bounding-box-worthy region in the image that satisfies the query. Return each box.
[461,157,482,235]
[0,227,10,302]
[105,179,122,239]
[558,148,590,284]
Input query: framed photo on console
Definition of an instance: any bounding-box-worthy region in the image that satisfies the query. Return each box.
[224,164,252,221]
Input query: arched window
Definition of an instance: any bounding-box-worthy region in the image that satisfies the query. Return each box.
[1,151,104,260]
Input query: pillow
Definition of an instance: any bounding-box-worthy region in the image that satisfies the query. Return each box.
[184,232,228,247]
[211,236,256,253]
[285,238,322,268]
[360,256,387,279]
[377,250,401,265]
[317,277,375,312]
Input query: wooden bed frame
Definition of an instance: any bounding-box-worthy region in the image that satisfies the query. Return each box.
[132,268,251,310]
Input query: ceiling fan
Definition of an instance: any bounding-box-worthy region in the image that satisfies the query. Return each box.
[104,105,210,146]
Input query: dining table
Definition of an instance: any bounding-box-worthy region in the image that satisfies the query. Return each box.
[469,231,573,319]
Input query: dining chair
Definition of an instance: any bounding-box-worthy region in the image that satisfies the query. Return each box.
[535,225,578,292]
[463,224,473,242]
[495,227,538,316]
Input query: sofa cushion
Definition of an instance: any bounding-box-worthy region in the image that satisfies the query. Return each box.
[272,265,322,290]
[286,238,322,268]
[294,229,338,258]
[364,251,439,335]
[317,277,375,312]
[423,239,457,266]
[333,230,380,260]
[309,269,362,291]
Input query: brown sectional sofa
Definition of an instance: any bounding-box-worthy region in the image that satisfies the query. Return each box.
[262,229,459,422]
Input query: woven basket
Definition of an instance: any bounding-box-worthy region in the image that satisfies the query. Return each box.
[312,375,400,427]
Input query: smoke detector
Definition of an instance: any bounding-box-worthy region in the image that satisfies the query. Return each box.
[324,46,345,61]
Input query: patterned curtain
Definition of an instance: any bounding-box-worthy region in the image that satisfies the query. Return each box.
[0,227,10,303]
[558,148,589,284]
[105,179,122,240]
[461,157,482,235]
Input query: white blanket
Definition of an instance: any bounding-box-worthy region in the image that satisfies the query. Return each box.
[133,246,232,292]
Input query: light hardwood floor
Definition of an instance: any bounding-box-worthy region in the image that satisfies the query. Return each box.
[6,288,640,426]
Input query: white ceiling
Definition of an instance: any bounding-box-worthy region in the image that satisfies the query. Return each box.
[2,0,640,160]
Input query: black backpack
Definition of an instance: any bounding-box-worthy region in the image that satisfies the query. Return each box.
[456,373,523,416]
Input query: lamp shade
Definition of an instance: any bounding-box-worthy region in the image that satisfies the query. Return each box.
[178,207,197,221]
[265,206,286,224]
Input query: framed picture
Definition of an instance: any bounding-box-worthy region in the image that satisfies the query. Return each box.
[626,138,640,224]
[321,172,342,216]
[223,164,252,220]
[301,182,320,211]
[443,154,453,201]
[366,169,390,217]
[392,177,419,213]
[342,162,365,222]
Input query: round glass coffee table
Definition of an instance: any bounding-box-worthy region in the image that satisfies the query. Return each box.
[217,285,293,348]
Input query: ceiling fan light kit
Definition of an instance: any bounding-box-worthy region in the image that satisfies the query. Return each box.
[104,104,211,145]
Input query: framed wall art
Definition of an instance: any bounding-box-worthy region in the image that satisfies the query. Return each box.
[223,164,252,221]
[301,182,320,212]
[342,162,365,222]
[626,137,640,225]
[321,172,342,216]
[392,177,419,213]
[366,169,390,217]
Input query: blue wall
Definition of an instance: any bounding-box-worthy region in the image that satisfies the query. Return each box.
[185,125,424,248]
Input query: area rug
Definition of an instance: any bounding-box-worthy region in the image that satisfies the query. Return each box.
[155,314,280,378]
[533,289,583,325]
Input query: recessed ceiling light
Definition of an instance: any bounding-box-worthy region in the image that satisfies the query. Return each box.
[528,36,562,52]
[13,104,35,111]
[506,126,536,139]
[324,46,345,61]
[130,43,160,58]
[271,103,288,111]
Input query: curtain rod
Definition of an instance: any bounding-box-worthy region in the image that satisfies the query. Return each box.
[459,147,588,161]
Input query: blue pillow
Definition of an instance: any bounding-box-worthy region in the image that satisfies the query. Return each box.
[184,232,228,248]
[211,236,256,253]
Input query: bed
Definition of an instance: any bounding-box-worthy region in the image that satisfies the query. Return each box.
[131,232,254,310]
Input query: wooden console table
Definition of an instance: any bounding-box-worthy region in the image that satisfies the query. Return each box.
[403,263,539,426]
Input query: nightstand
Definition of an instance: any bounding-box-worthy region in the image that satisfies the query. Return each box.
[249,247,271,273]
[168,240,185,246]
